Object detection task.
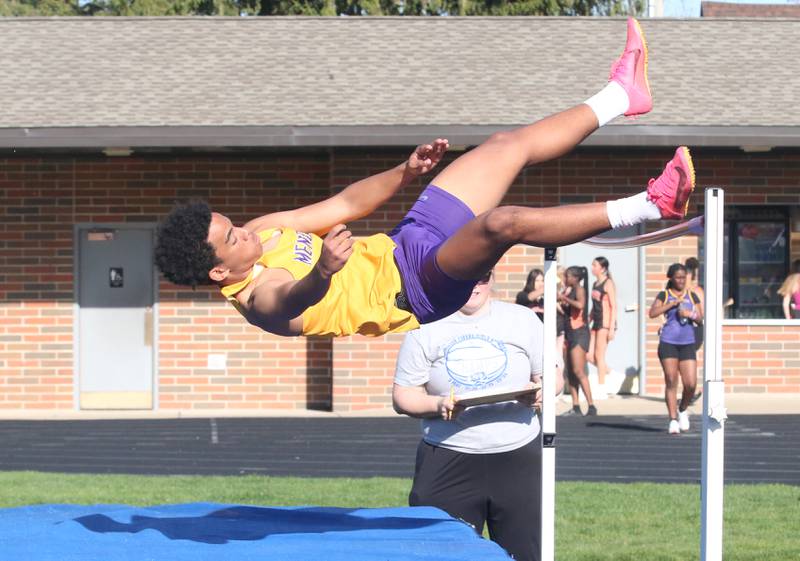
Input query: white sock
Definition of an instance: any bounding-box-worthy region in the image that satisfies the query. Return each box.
[606,191,661,229]
[584,81,630,127]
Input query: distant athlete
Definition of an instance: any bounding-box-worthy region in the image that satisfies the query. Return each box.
[156,18,696,338]
[650,263,704,434]
[588,256,616,392]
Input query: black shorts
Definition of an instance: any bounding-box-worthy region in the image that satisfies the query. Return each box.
[566,325,590,352]
[409,437,542,561]
[658,341,697,362]
[556,313,566,336]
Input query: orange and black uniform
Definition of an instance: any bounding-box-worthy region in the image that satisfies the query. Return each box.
[590,278,612,331]
[564,286,590,352]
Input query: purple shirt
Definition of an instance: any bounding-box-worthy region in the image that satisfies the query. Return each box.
[658,290,699,345]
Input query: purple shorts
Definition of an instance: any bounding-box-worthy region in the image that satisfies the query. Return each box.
[389,185,478,324]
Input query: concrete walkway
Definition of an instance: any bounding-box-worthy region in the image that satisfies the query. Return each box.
[554,392,800,416]
[0,393,796,420]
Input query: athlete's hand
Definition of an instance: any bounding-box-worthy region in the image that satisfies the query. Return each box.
[406,139,449,177]
[317,224,353,279]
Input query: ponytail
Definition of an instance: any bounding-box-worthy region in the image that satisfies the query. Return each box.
[685,257,700,282]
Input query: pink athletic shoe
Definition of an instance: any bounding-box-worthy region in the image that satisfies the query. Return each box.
[609,17,652,117]
[647,147,696,220]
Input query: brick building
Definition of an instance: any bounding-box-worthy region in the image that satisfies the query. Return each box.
[701,2,800,17]
[1,17,798,414]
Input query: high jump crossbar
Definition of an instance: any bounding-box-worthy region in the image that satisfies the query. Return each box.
[583,215,705,249]
[540,188,726,561]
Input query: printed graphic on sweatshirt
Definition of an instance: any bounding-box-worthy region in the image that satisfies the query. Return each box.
[444,334,508,390]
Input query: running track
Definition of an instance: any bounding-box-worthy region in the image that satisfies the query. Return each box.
[0,415,796,484]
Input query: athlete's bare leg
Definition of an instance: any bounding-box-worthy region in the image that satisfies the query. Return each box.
[678,359,698,413]
[569,345,594,408]
[430,105,598,216]
[432,18,674,281]
[429,17,653,216]
[592,328,611,385]
[437,202,612,280]
[662,358,681,420]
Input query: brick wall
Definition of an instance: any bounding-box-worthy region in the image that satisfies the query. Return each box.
[1,147,798,412]
[720,325,800,392]
[644,235,705,396]
[701,1,800,17]
[644,149,800,396]
[149,154,340,411]
[1,153,340,411]
[1,158,82,410]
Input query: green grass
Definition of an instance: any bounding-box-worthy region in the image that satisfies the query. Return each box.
[0,471,409,509]
[0,472,797,561]
[556,482,800,561]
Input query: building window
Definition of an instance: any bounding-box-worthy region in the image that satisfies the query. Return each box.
[701,206,791,320]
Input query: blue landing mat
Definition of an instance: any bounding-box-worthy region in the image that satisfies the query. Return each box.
[0,503,511,561]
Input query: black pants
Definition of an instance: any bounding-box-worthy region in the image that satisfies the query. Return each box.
[409,436,542,561]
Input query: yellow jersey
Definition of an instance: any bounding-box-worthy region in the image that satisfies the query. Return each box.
[220,228,420,337]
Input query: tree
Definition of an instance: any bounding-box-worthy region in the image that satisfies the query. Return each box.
[91,0,241,15]
[0,0,80,16]
[0,0,645,15]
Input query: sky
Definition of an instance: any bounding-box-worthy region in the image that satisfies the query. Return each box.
[663,0,800,17]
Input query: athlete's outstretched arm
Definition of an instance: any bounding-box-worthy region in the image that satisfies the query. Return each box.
[243,140,449,235]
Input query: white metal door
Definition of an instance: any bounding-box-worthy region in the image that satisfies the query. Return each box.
[561,226,641,393]
[77,227,155,409]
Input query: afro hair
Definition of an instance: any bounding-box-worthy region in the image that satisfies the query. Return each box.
[155,200,221,287]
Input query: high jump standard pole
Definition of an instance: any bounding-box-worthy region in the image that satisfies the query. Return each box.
[541,189,727,561]
[540,247,558,561]
[701,188,727,561]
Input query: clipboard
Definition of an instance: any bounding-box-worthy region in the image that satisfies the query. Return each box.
[455,385,540,407]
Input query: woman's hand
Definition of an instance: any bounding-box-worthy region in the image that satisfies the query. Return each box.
[517,380,543,412]
[438,394,463,420]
